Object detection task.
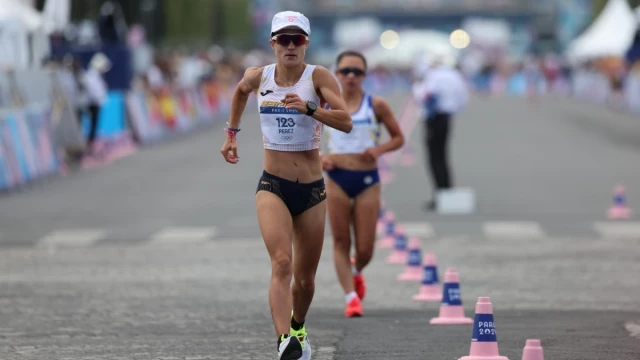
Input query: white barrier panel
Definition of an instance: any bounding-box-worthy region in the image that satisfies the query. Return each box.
[436,187,476,214]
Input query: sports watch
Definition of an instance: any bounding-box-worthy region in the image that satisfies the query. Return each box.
[306,101,317,116]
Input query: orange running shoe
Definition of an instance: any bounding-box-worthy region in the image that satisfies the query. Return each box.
[350,257,367,300]
[353,273,366,300]
[345,296,363,318]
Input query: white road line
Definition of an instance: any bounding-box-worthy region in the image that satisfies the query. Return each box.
[314,346,337,360]
[37,229,106,248]
[483,221,545,239]
[401,222,435,238]
[148,226,218,245]
[593,222,640,239]
[624,320,640,339]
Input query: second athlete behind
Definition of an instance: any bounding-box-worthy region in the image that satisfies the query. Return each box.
[322,50,404,317]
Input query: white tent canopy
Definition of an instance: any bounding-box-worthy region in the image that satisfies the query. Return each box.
[0,0,54,33]
[565,0,638,63]
[0,0,53,69]
[43,0,71,33]
[0,17,31,69]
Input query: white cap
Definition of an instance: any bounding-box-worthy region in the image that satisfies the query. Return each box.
[271,11,310,36]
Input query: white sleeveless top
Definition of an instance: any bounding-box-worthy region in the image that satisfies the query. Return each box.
[325,93,380,154]
[258,64,323,152]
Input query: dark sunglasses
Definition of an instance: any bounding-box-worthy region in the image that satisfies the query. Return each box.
[271,33,308,47]
[337,67,366,77]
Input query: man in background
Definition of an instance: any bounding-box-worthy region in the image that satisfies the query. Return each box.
[80,52,110,158]
[412,53,469,211]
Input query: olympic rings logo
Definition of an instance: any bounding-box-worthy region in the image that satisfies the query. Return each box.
[281,136,293,141]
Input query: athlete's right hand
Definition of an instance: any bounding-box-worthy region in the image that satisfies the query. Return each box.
[220,137,239,164]
[321,156,334,171]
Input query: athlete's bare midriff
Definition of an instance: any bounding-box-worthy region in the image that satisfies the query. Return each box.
[327,153,377,171]
[264,149,323,183]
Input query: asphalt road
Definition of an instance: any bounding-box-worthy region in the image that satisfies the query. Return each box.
[0,92,639,359]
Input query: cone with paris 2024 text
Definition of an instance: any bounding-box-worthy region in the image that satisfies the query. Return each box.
[459,297,509,360]
[430,268,473,325]
[521,339,544,360]
[400,145,415,166]
[379,220,404,250]
[608,185,631,219]
[413,252,442,301]
[386,230,409,264]
[378,156,395,184]
[398,237,422,281]
[376,209,394,238]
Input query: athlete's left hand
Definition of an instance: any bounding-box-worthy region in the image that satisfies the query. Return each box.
[362,147,382,162]
[282,93,307,113]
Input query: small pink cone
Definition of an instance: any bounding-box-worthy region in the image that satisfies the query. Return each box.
[459,297,509,360]
[400,146,415,166]
[380,170,395,185]
[378,155,390,171]
[377,215,398,249]
[58,163,69,177]
[385,230,409,264]
[430,268,473,325]
[81,154,113,169]
[376,208,391,236]
[106,142,138,161]
[608,185,631,219]
[521,339,544,360]
[413,253,442,302]
[398,237,422,281]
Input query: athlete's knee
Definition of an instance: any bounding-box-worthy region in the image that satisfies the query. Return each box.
[332,233,351,251]
[294,274,316,293]
[271,255,293,280]
[355,246,374,265]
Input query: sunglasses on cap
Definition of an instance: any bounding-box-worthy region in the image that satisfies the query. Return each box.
[271,33,309,47]
[337,67,366,77]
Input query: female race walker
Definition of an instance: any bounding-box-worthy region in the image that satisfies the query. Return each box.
[220,11,352,360]
[322,50,404,318]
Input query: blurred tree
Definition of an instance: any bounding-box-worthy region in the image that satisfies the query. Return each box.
[218,0,252,48]
[163,0,214,46]
[62,0,253,48]
[163,0,251,48]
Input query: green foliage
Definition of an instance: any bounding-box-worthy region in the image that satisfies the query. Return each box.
[163,0,214,46]
[162,0,252,48]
